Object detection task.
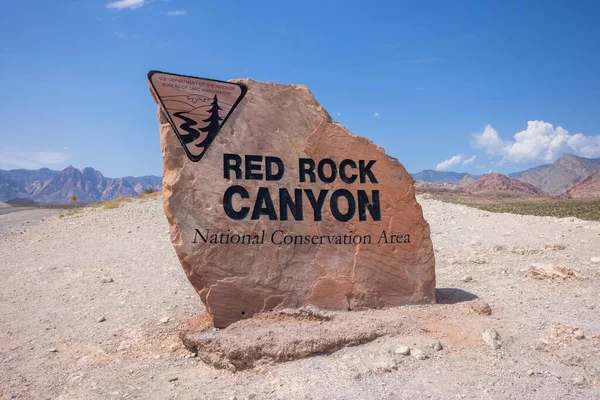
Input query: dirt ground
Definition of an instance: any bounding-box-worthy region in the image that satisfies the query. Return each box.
[1,196,599,399]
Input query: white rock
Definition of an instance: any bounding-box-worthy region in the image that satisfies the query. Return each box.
[394,346,410,356]
[411,348,427,360]
[482,329,501,349]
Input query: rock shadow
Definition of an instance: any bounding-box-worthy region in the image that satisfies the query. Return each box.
[436,288,478,304]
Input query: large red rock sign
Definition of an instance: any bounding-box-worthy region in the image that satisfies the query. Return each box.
[149,72,436,327]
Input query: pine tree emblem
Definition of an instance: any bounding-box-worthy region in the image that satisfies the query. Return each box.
[196,95,223,148]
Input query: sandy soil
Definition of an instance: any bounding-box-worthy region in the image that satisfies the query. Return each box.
[1,196,599,399]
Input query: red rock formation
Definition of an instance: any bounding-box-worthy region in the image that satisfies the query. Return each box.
[565,172,600,198]
[466,173,546,195]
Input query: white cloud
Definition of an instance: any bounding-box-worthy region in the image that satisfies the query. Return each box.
[472,125,504,155]
[106,0,145,10]
[436,154,464,171]
[167,10,187,16]
[463,155,476,165]
[373,112,380,117]
[471,120,600,164]
[0,147,70,169]
[567,133,600,158]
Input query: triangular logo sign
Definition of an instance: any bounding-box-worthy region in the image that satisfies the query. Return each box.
[148,71,247,162]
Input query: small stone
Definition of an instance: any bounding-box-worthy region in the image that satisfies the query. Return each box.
[374,361,394,373]
[97,315,107,323]
[572,377,586,386]
[470,299,492,315]
[48,348,58,353]
[527,370,534,376]
[468,257,488,265]
[433,341,443,351]
[542,244,566,251]
[573,330,585,340]
[394,346,410,356]
[159,317,170,325]
[411,348,427,360]
[489,245,506,252]
[522,263,575,279]
[228,397,238,400]
[590,257,600,263]
[100,277,114,284]
[168,377,178,382]
[482,329,501,349]
[461,275,473,283]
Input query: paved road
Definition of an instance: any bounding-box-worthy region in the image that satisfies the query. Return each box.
[0,207,35,216]
[0,208,64,236]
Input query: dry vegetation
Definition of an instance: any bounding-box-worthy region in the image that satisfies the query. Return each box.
[93,191,162,210]
[54,192,162,216]
[417,187,600,221]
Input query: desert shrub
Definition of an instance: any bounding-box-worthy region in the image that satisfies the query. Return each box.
[95,197,132,210]
[471,199,600,221]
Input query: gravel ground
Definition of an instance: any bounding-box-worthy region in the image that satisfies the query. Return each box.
[1,195,599,399]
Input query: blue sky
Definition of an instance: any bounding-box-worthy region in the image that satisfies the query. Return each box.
[1,0,599,177]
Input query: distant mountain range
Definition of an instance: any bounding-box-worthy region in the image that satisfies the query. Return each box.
[412,154,600,197]
[411,170,477,184]
[0,166,162,204]
[3,154,599,204]
[508,154,600,195]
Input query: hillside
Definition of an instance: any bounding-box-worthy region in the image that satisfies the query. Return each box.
[0,167,162,204]
[411,170,477,184]
[413,180,457,191]
[510,154,600,195]
[465,173,546,195]
[415,154,600,196]
[123,175,162,194]
[457,175,477,187]
[565,171,600,198]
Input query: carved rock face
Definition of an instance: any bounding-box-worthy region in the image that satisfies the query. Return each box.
[152,77,435,328]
